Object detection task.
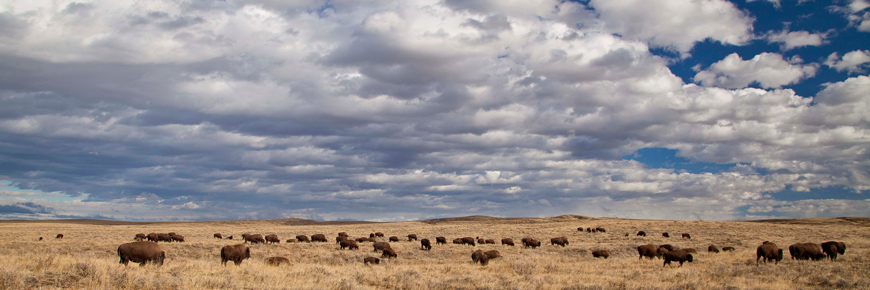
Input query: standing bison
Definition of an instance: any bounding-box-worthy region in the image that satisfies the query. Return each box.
[789,243,825,260]
[662,232,669,238]
[663,249,693,267]
[550,237,569,247]
[436,237,447,245]
[420,239,432,251]
[157,233,172,242]
[389,236,400,242]
[146,233,159,242]
[221,244,251,266]
[708,245,720,253]
[340,239,359,250]
[265,256,290,266]
[681,233,691,239]
[373,242,391,252]
[56,234,64,239]
[821,241,846,261]
[311,234,328,242]
[636,231,646,237]
[265,234,280,244]
[134,233,147,241]
[296,235,310,242]
[364,256,380,265]
[756,242,783,265]
[595,227,606,233]
[522,237,541,248]
[407,234,418,241]
[592,249,610,259]
[460,237,476,246]
[502,238,514,246]
[170,235,185,242]
[246,234,265,244]
[214,233,223,239]
[382,248,397,258]
[638,244,664,259]
[118,241,165,266]
[471,250,489,265]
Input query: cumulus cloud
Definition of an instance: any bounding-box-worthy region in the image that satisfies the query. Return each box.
[765,29,830,50]
[693,52,818,89]
[825,50,870,73]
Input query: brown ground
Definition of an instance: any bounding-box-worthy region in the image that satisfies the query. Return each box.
[0,215,867,289]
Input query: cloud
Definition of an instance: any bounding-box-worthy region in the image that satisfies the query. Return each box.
[765,29,830,50]
[693,52,818,89]
[825,50,870,73]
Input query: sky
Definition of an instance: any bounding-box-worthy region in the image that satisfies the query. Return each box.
[0,0,869,222]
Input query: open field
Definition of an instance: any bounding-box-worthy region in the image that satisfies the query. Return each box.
[0,215,868,289]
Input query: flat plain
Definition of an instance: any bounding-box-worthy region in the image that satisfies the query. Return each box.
[0,215,867,289]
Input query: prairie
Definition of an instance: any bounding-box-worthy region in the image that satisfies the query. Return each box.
[0,215,867,289]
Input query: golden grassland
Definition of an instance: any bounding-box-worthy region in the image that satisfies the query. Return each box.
[0,215,868,290]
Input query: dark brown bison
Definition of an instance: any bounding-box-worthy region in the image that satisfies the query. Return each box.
[170,235,185,242]
[586,227,593,233]
[382,248,397,258]
[407,234,417,241]
[592,249,609,259]
[167,232,177,237]
[389,236,400,242]
[484,250,501,260]
[421,239,431,250]
[247,234,265,244]
[789,243,825,260]
[296,235,310,242]
[221,244,251,266]
[453,238,463,245]
[460,237,476,246]
[636,231,646,237]
[436,237,447,244]
[336,236,347,243]
[265,234,280,244]
[146,233,159,242]
[157,233,172,242]
[471,250,489,265]
[681,233,691,239]
[550,237,568,247]
[683,248,697,254]
[241,233,252,242]
[638,244,662,259]
[364,256,380,265]
[663,249,693,267]
[658,244,676,251]
[502,238,514,246]
[214,233,223,239]
[337,232,349,237]
[39,237,43,241]
[226,235,233,240]
[662,232,669,238]
[485,239,495,244]
[311,234,328,242]
[821,241,846,261]
[56,234,63,239]
[375,232,385,237]
[577,227,584,231]
[285,239,297,243]
[722,246,735,252]
[521,237,540,248]
[118,241,165,266]
[356,237,369,243]
[595,227,606,233]
[373,241,391,252]
[477,237,486,245]
[708,245,720,253]
[756,242,783,265]
[135,233,147,241]
[340,239,359,250]
[265,256,290,266]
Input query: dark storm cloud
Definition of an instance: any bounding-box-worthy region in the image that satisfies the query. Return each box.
[0,202,54,215]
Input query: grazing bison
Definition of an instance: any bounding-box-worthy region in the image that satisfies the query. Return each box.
[265,234,280,244]
[586,227,593,233]
[421,239,432,251]
[135,233,147,241]
[336,236,347,243]
[373,242,391,252]
[167,232,177,237]
[375,232,385,237]
[56,234,64,239]
[577,227,584,232]
[382,248,397,258]
[595,227,606,233]
[340,239,359,250]
[663,249,694,267]
[592,249,610,259]
[460,237,476,246]
[453,238,463,245]
[722,246,735,252]
[311,234,328,242]
[756,242,783,265]
[221,244,251,266]
[407,234,418,241]
[146,233,159,242]
[246,234,265,244]
[681,233,691,239]
[471,250,489,265]
[484,250,501,260]
[477,237,486,245]
[658,244,676,252]
[265,256,290,266]
[485,239,496,244]
[389,236,400,242]
[170,235,185,242]
[227,235,233,240]
[708,245,720,253]
[789,243,825,260]
[638,244,662,260]
[157,233,172,242]
[662,232,669,238]
[296,235,310,242]
[522,237,541,248]
[214,233,223,239]
[364,256,380,265]
[436,237,447,245]
[637,231,646,237]
[821,241,846,261]
[118,241,165,267]
[356,237,369,243]
[286,239,297,243]
[502,238,515,246]
[550,237,569,247]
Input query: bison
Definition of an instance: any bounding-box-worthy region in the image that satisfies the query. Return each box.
[663,249,693,267]
[246,234,265,244]
[134,233,147,241]
[789,243,825,260]
[471,250,489,265]
[170,235,185,242]
[146,233,159,242]
[595,227,606,233]
[658,244,676,251]
[226,235,233,240]
[296,235,310,242]
[214,233,223,239]
[356,237,369,243]
[382,248,397,258]
[340,239,359,250]
[311,234,328,242]
[683,248,697,254]
[436,237,447,245]
[364,256,380,265]
[56,234,64,239]
[681,233,691,239]
[550,237,569,247]
[821,241,846,261]
[708,245,720,253]
[375,232,385,237]
[337,232,349,237]
[453,238,463,245]
[157,233,172,242]
[421,239,432,251]
[484,250,501,260]
[662,232,669,238]
[592,249,610,259]
[522,237,541,248]
[485,239,495,244]
[477,237,486,245]
[407,234,418,241]
[502,238,514,246]
[637,231,646,237]
[265,256,290,266]
[389,236,400,242]
[118,241,165,267]
[373,241,391,252]
[265,234,280,244]
[460,237,476,246]
[221,244,251,266]
[637,244,662,260]
[722,246,735,252]
[756,242,783,265]
[286,239,297,243]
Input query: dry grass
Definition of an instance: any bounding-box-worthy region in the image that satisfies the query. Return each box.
[1,216,868,289]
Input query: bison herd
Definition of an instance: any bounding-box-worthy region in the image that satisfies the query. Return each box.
[111,228,849,269]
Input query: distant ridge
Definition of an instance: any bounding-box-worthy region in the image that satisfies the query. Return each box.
[748,217,870,227]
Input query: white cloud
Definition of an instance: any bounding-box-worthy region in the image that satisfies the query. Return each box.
[693,52,818,89]
[766,29,830,50]
[825,50,870,73]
